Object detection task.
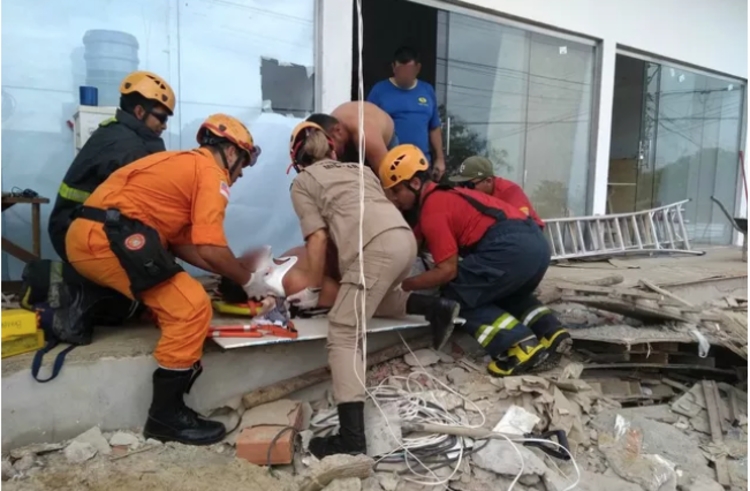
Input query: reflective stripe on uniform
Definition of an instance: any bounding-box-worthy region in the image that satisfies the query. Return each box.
[58,182,91,203]
[475,313,518,347]
[99,117,117,127]
[522,306,552,327]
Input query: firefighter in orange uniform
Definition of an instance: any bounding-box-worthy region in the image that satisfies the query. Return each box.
[449,156,545,229]
[65,114,268,445]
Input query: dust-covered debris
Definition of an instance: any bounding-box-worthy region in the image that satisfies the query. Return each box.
[403,349,440,367]
[12,454,35,473]
[73,426,111,456]
[108,431,140,449]
[364,401,401,457]
[6,267,748,490]
[5,441,297,491]
[2,459,18,481]
[63,441,97,464]
[298,454,373,491]
[376,472,399,491]
[446,366,470,385]
[360,476,385,491]
[472,439,548,477]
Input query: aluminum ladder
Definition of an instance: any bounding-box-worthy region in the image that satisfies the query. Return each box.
[544,199,705,261]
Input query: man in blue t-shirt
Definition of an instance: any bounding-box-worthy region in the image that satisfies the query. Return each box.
[367,46,446,180]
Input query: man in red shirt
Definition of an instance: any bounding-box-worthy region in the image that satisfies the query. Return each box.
[380,144,570,376]
[449,156,544,229]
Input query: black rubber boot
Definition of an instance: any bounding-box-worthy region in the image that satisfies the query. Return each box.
[309,402,367,458]
[143,363,226,446]
[406,294,460,351]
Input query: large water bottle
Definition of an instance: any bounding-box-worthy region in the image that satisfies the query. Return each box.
[83,30,140,107]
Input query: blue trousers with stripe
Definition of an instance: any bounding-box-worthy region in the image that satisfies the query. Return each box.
[442,219,561,359]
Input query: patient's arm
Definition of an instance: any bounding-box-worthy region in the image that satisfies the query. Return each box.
[281,245,339,308]
[282,267,339,308]
[233,245,339,308]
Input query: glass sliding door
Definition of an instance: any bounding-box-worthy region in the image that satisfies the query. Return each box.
[634,62,662,212]
[634,56,745,245]
[436,9,596,218]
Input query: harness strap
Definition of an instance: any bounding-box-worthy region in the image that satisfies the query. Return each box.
[31,340,77,383]
[420,185,509,256]
[76,206,122,225]
[422,185,507,222]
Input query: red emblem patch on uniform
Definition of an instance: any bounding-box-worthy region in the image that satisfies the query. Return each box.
[124,233,146,251]
[219,181,230,200]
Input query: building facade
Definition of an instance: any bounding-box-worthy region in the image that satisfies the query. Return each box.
[1,0,747,279]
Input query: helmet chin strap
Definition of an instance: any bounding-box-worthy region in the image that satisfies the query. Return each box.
[402,180,425,227]
[218,146,243,178]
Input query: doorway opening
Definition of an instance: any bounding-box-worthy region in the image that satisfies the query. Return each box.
[350,0,438,101]
[608,54,745,244]
[352,0,598,219]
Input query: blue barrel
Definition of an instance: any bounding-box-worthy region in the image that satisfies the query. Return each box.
[79,86,99,106]
[83,30,140,107]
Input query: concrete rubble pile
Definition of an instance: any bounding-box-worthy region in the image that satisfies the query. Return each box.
[4,341,746,490]
[3,261,747,491]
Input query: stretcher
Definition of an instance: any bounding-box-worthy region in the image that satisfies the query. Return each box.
[209,315,466,350]
[208,322,298,339]
[210,316,427,349]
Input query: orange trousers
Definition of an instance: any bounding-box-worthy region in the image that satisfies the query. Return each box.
[66,219,212,369]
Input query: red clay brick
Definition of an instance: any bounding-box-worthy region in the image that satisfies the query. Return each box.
[236,425,296,466]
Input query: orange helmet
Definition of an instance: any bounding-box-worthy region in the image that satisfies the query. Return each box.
[197,114,261,167]
[288,121,335,173]
[119,71,176,114]
[379,144,429,189]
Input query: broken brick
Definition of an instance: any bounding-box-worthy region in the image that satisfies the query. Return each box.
[236,425,296,466]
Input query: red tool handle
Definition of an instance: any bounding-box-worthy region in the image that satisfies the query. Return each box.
[209,325,256,331]
[208,331,262,338]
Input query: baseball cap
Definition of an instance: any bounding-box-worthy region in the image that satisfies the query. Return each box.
[448,156,494,182]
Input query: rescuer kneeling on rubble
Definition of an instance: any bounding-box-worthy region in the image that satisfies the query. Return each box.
[65,114,268,445]
[380,144,572,377]
[287,122,459,458]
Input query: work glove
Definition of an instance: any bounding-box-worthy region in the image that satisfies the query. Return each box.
[243,272,271,300]
[286,287,321,310]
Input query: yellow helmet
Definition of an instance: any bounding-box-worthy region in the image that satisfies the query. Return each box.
[119,71,176,114]
[288,122,334,173]
[379,144,429,189]
[197,114,262,167]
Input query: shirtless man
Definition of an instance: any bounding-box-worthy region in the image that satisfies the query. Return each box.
[306,101,396,173]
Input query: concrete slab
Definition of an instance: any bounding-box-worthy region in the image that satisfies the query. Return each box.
[1,324,428,452]
[543,247,746,289]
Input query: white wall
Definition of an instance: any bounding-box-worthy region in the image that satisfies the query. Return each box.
[453,0,748,79]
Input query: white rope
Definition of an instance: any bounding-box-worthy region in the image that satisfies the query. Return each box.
[345,2,580,488]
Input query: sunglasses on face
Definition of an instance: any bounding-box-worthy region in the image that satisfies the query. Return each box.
[147,110,169,124]
[458,179,482,189]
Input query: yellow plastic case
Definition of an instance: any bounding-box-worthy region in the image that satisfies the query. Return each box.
[2,309,39,340]
[2,330,44,358]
